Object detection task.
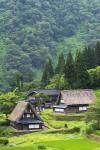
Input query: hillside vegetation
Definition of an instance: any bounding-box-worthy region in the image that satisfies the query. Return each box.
[0,0,100,89]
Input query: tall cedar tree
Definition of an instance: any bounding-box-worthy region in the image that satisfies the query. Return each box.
[55,53,65,74]
[65,52,76,89]
[95,42,100,66]
[82,47,95,69]
[75,51,90,88]
[41,58,54,86]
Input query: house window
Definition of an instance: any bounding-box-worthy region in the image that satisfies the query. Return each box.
[83,107,87,111]
[29,109,32,112]
[79,106,87,111]
[29,124,39,129]
[61,99,64,103]
[27,114,31,118]
[60,109,64,112]
[55,108,64,112]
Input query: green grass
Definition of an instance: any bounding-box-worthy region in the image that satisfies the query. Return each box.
[0,136,100,150]
[41,109,85,129]
[42,138,100,150]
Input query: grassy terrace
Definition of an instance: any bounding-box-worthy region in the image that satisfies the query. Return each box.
[0,133,100,150]
[41,109,85,129]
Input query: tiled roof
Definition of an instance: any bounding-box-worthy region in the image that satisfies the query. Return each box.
[28,89,60,96]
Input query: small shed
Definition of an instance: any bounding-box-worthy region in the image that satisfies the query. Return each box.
[8,101,44,130]
[53,89,95,113]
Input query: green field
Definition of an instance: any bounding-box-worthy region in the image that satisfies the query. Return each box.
[0,133,100,150]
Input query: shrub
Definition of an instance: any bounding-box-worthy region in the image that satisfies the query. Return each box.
[1,128,13,137]
[82,121,97,135]
[85,124,94,135]
[0,127,13,137]
[0,137,9,145]
[72,127,80,133]
[0,120,10,126]
[38,145,46,150]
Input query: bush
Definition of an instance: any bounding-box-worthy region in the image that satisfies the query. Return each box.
[0,128,13,137]
[82,121,97,135]
[0,120,10,126]
[85,124,94,135]
[0,127,13,137]
[38,145,46,150]
[72,127,80,133]
[0,137,9,145]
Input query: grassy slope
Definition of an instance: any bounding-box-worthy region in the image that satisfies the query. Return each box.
[0,134,100,150]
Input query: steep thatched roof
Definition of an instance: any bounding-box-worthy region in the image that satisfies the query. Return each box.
[60,89,95,105]
[8,101,43,122]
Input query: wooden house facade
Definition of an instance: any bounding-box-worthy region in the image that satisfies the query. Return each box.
[8,101,44,130]
[27,89,60,108]
[53,90,95,114]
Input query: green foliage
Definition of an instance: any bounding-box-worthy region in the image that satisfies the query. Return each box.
[95,42,100,66]
[88,66,100,88]
[46,74,66,90]
[75,51,90,88]
[43,49,95,89]
[0,0,100,90]
[81,47,96,69]
[23,80,41,91]
[65,52,76,89]
[0,137,9,145]
[85,99,100,129]
[0,91,19,116]
[34,93,48,99]
[41,58,54,86]
[38,145,46,150]
[55,53,65,74]
[0,127,13,137]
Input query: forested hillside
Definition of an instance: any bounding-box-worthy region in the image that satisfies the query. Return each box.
[0,0,100,90]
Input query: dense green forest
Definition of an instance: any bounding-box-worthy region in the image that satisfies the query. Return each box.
[41,42,100,90]
[0,0,100,90]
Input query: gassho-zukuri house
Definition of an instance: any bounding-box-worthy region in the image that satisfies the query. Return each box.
[53,89,95,114]
[8,101,44,130]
